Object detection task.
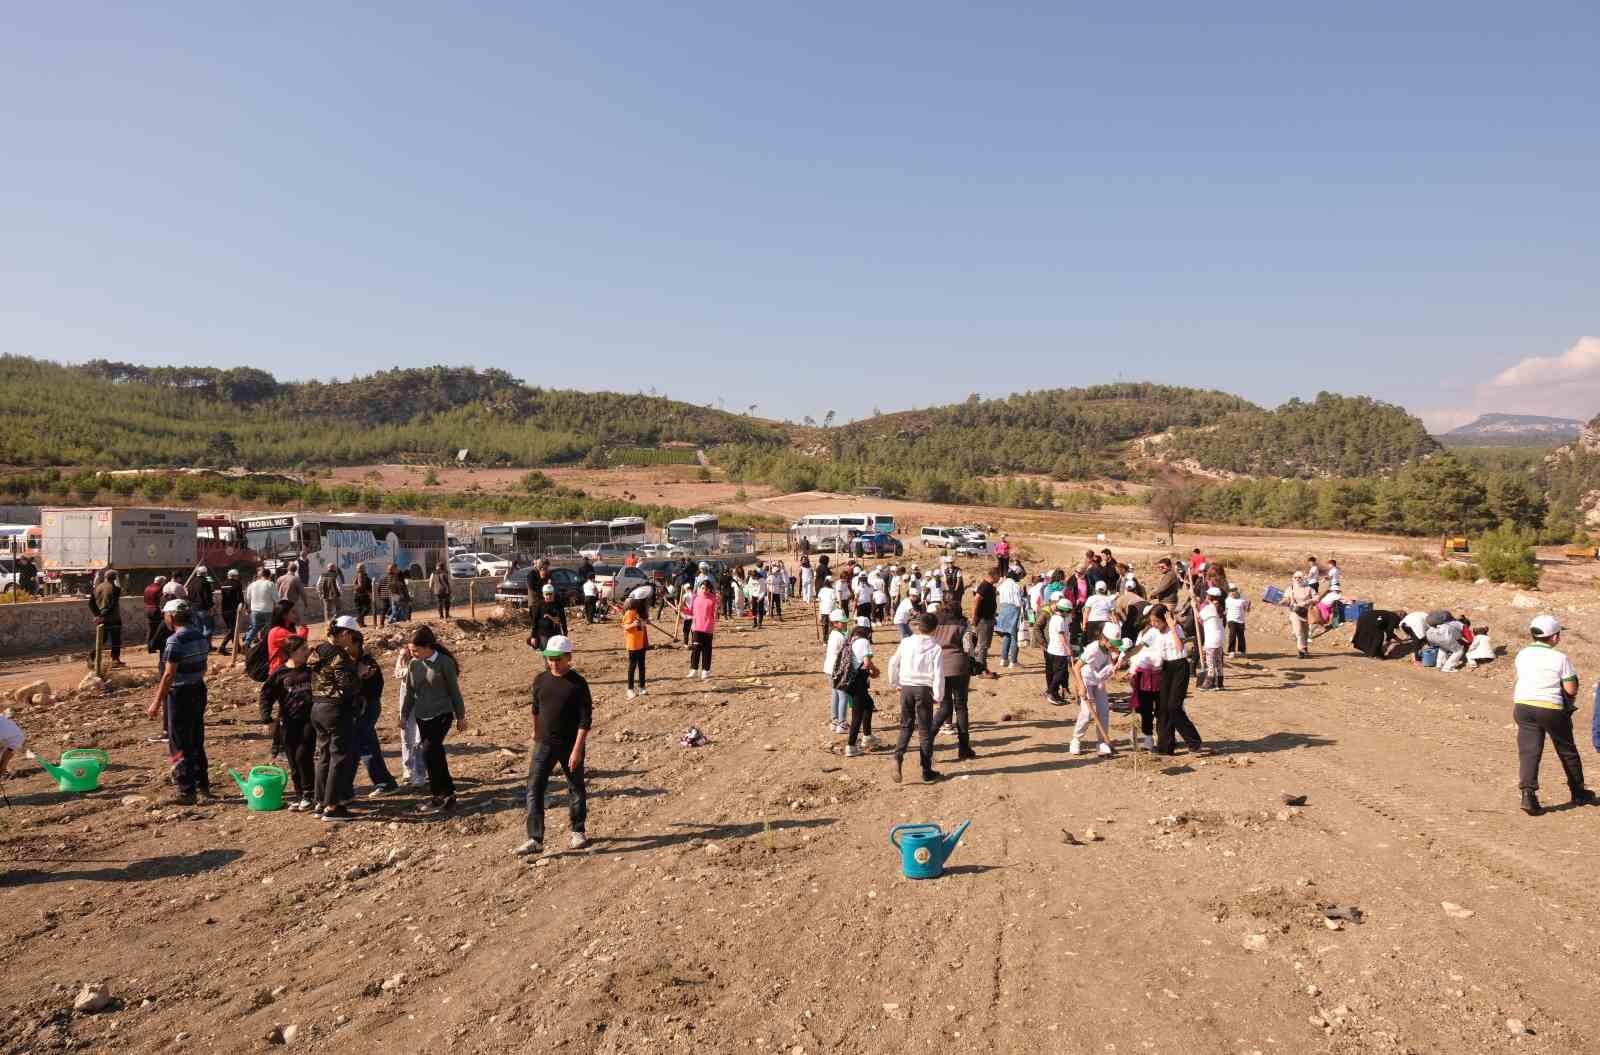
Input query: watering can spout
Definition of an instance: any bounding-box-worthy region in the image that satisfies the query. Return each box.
[227,768,249,794]
[36,757,69,782]
[941,819,971,863]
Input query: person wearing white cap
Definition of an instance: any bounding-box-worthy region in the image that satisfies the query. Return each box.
[687,579,718,679]
[1512,615,1594,815]
[815,575,837,644]
[515,634,591,855]
[822,609,853,734]
[1044,597,1075,705]
[1083,579,1116,647]
[1197,586,1227,689]
[1224,585,1250,657]
[1071,628,1126,756]
[147,597,214,803]
[842,626,879,757]
[893,587,921,641]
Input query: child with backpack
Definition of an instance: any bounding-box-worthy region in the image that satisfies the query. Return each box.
[843,618,879,756]
[822,608,852,734]
[259,635,316,809]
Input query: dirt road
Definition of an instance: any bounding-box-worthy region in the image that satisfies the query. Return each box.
[4,544,1600,1053]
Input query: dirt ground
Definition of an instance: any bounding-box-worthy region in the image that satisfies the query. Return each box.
[322,463,772,509]
[6,526,1600,1053]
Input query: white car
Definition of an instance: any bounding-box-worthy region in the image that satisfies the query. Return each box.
[579,541,638,561]
[636,542,685,559]
[449,553,512,579]
[595,566,653,602]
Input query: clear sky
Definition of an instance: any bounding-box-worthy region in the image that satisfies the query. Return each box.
[4,2,1596,429]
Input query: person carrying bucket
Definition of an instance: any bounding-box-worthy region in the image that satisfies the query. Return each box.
[146,599,214,804]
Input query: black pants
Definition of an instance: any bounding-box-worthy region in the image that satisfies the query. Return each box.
[146,610,162,647]
[933,674,973,754]
[847,687,874,745]
[101,621,122,662]
[416,713,456,798]
[310,700,356,808]
[1156,658,1201,754]
[280,708,315,800]
[894,686,937,775]
[437,596,451,618]
[583,596,597,623]
[218,607,239,652]
[751,598,764,628]
[1044,653,1071,702]
[169,682,209,794]
[720,595,733,618]
[770,593,782,620]
[1132,684,1158,736]
[1515,703,1585,794]
[690,631,713,672]
[627,648,646,691]
[526,737,586,843]
[1226,622,1246,654]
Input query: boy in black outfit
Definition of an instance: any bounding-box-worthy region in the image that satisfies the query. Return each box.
[514,634,592,857]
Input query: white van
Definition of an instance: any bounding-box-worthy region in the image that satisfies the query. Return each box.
[920,526,959,548]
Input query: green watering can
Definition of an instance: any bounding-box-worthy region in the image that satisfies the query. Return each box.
[36,748,108,793]
[228,765,287,811]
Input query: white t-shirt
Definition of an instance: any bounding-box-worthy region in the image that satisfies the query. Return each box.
[1085,594,1117,622]
[800,566,813,585]
[894,598,916,626]
[873,589,888,606]
[926,584,944,605]
[855,581,873,606]
[1512,643,1576,707]
[1147,624,1187,664]
[816,586,836,615]
[1400,611,1429,639]
[823,628,848,676]
[849,637,873,667]
[1079,641,1114,689]
[1132,627,1163,671]
[1046,612,1071,657]
[1199,602,1225,649]
[582,580,598,598]
[246,578,278,614]
[1224,596,1249,623]
[997,577,1022,608]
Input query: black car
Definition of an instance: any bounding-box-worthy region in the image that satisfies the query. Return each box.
[495,566,583,608]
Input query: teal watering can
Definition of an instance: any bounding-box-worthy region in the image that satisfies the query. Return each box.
[228,765,287,811]
[889,820,971,879]
[36,748,108,793]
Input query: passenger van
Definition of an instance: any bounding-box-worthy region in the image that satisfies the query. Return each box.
[919,526,961,548]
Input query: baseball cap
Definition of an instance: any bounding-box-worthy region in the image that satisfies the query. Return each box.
[162,598,190,614]
[541,634,575,657]
[856,615,872,628]
[1108,637,1131,651]
[331,615,362,633]
[1102,621,1122,641]
[196,564,208,574]
[1094,581,1107,593]
[228,569,240,578]
[543,584,556,595]
[1055,598,1073,611]
[1208,586,1222,596]
[830,608,848,623]
[1530,614,1562,639]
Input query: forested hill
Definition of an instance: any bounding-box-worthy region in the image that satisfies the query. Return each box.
[0,357,785,468]
[1161,393,1440,478]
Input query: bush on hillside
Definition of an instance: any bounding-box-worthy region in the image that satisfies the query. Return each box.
[1474,525,1540,588]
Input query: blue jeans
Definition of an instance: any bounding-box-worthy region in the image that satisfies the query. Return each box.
[831,688,851,725]
[389,598,410,622]
[896,622,911,640]
[245,611,271,648]
[352,698,397,790]
[999,631,1019,666]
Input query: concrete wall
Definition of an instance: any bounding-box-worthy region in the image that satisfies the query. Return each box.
[0,576,506,658]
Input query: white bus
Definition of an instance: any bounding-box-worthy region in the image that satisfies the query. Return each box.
[239,512,447,581]
[792,511,897,552]
[666,514,719,551]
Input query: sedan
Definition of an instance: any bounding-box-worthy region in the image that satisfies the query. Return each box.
[450,553,513,579]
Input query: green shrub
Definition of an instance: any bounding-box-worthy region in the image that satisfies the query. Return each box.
[1475,524,1540,588]
[1439,565,1461,581]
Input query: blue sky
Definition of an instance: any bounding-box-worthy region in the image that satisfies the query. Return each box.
[4,2,1596,429]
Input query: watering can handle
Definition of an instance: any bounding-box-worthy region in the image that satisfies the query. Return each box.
[888,823,936,849]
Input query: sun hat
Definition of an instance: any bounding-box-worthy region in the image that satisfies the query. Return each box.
[541,634,574,657]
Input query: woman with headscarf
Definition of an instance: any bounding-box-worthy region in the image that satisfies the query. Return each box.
[930,600,978,760]
[1352,609,1405,659]
[1285,572,1316,660]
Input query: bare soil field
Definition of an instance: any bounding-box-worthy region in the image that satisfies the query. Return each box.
[321,464,773,508]
[5,527,1600,1053]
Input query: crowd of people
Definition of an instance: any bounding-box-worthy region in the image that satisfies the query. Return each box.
[7,533,1595,862]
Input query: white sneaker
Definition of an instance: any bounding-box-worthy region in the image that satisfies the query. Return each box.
[512,838,542,857]
[700,670,709,680]
[1098,742,1113,756]
[1069,739,1082,755]
[1139,734,1154,750]
[686,669,698,679]
[638,688,647,697]
[569,831,590,850]
[626,689,636,700]
[862,735,878,750]
[844,745,864,757]
[287,798,305,812]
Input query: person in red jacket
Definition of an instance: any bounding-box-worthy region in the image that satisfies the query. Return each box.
[143,576,166,646]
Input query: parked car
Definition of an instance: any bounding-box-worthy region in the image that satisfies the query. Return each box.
[595,565,653,602]
[954,537,991,556]
[638,559,679,588]
[579,540,639,561]
[850,532,903,558]
[919,525,962,548]
[637,542,686,559]
[495,566,583,608]
[449,552,513,579]
[542,545,581,561]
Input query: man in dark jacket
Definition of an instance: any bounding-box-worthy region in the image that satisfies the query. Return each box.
[88,569,124,667]
[218,570,244,655]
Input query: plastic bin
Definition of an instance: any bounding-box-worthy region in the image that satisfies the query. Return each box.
[1343,600,1372,623]
[1419,646,1438,668]
[1263,585,1285,605]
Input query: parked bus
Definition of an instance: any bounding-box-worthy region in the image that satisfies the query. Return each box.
[0,524,41,558]
[791,511,897,552]
[480,520,611,560]
[666,514,719,551]
[238,512,447,582]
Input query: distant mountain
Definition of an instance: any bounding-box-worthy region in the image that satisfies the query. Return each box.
[1445,413,1582,439]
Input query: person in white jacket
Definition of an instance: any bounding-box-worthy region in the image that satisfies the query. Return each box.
[1072,625,1125,756]
[887,611,946,784]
